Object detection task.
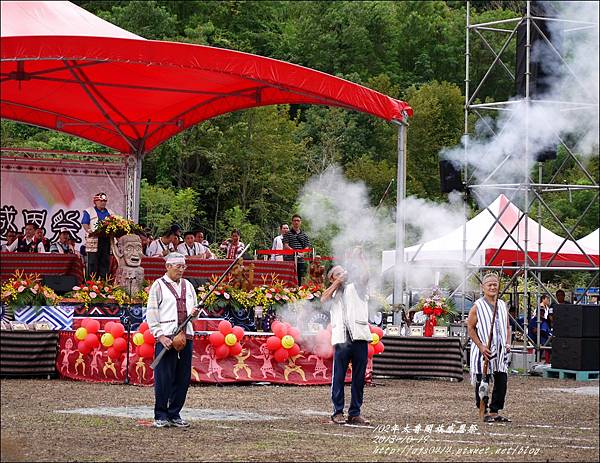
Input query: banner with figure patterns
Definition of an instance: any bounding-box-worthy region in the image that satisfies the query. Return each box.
[0,157,126,248]
[56,331,372,386]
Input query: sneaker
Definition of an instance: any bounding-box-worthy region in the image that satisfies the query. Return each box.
[169,418,190,428]
[347,415,370,426]
[153,419,172,428]
[331,412,346,424]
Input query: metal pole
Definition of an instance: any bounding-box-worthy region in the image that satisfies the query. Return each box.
[462,1,471,323]
[524,0,532,362]
[393,120,408,308]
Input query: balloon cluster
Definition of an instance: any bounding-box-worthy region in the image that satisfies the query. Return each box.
[266,320,301,362]
[74,318,127,359]
[368,325,385,358]
[208,320,245,359]
[132,322,155,359]
[309,325,333,359]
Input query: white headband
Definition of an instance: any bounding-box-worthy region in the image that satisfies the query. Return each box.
[165,252,186,265]
[482,272,499,284]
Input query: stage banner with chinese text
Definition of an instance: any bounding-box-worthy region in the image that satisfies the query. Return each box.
[0,157,126,246]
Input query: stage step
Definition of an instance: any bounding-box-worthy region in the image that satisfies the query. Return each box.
[543,368,599,381]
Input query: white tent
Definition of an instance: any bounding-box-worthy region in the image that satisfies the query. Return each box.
[382,194,599,272]
[577,229,599,253]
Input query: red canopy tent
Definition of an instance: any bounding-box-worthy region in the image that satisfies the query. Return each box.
[1,1,413,217]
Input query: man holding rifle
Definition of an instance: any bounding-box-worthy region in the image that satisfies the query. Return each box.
[146,252,200,428]
[467,272,512,423]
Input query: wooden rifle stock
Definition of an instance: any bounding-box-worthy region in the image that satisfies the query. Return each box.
[150,243,251,370]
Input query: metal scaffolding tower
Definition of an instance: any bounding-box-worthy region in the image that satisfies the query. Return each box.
[463,1,599,362]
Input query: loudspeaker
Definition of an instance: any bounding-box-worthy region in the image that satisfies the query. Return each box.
[439,160,464,193]
[515,2,561,98]
[553,304,599,338]
[551,337,599,371]
[42,275,79,295]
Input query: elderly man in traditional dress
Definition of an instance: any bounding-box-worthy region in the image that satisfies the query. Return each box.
[467,272,511,423]
[82,192,112,278]
[146,253,200,428]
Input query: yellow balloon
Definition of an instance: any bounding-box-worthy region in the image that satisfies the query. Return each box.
[281,335,294,349]
[75,327,88,341]
[101,332,114,347]
[225,333,237,347]
[371,333,380,345]
[133,332,145,346]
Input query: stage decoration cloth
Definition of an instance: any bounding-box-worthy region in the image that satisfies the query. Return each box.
[141,257,298,287]
[372,336,463,381]
[56,331,370,386]
[0,330,60,377]
[13,305,74,331]
[0,253,84,284]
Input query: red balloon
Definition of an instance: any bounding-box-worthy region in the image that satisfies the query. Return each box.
[373,326,384,340]
[113,336,127,353]
[218,320,232,335]
[138,343,155,359]
[215,344,230,359]
[209,332,225,347]
[273,323,287,339]
[270,320,281,332]
[231,326,244,341]
[84,333,100,349]
[374,342,384,355]
[266,336,282,351]
[104,321,115,333]
[143,330,155,345]
[78,340,92,355]
[138,322,150,333]
[288,343,301,357]
[229,342,242,356]
[273,348,289,363]
[110,322,125,338]
[368,344,375,358]
[107,347,119,360]
[87,319,101,334]
[288,327,301,340]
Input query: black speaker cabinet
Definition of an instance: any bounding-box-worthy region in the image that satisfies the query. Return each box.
[42,275,79,295]
[553,304,599,338]
[552,337,599,371]
[439,160,464,193]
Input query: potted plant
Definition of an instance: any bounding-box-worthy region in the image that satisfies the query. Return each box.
[1,270,60,323]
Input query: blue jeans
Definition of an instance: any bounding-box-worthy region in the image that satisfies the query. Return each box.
[153,341,193,421]
[331,340,368,417]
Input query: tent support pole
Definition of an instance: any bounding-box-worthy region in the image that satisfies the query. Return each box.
[393,118,408,309]
[126,145,144,222]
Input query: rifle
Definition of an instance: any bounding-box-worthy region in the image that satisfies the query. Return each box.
[150,243,251,370]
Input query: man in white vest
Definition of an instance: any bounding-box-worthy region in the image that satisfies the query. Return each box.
[82,192,112,279]
[270,223,289,261]
[146,253,199,428]
[467,272,511,423]
[321,264,372,426]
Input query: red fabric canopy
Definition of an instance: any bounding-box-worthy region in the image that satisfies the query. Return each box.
[1,1,412,155]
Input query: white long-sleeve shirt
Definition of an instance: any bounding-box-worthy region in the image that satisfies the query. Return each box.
[177,242,207,257]
[146,274,198,338]
[146,238,174,257]
[271,235,284,261]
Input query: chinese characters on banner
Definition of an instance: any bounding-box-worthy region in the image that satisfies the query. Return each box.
[0,157,126,246]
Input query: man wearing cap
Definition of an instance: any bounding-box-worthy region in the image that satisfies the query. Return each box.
[467,272,512,423]
[82,193,112,279]
[146,253,200,428]
[50,228,75,254]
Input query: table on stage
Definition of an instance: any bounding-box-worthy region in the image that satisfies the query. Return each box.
[0,252,85,283]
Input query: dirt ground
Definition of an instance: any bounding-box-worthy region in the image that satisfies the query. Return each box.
[1,374,598,462]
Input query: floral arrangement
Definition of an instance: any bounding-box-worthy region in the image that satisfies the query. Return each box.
[414,287,457,326]
[93,214,143,238]
[1,270,59,316]
[196,278,323,315]
[67,276,127,308]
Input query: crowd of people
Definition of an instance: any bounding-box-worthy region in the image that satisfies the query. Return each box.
[1,193,313,285]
